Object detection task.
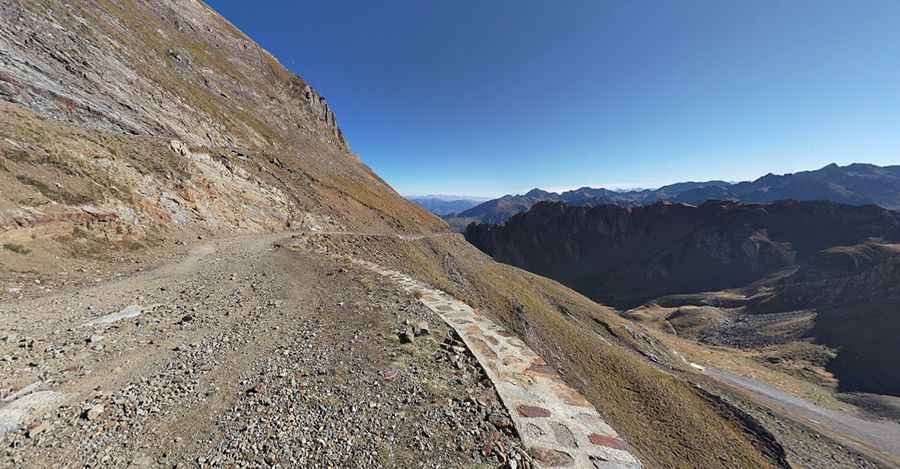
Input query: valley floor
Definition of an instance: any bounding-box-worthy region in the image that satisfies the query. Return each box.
[705,367,900,462]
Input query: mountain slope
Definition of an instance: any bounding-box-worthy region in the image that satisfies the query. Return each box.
[627,242,900,398]
[451,182,737,225]
[465,200,900,308]
[0,0,442,282]
[0,1,869,468]
[760,242,900,396]
[452,188,563,224]
[728,163,900,208]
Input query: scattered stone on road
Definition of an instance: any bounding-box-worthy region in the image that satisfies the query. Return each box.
[0,234,528,468]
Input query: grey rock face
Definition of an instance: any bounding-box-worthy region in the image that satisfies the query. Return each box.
[0,1,348,151]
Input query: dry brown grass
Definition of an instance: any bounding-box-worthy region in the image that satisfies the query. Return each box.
[316,233,788,469]
[2,243,31,255]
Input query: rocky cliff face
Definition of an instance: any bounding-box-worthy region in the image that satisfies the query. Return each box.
[0,0,347,151]
[755,243,900,312]
[0,0,442,283]
[466,200,900,307]
[792,244,900,395]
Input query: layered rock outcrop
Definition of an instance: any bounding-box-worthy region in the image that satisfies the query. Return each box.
[0,0,348,150]
[0,0,441,283]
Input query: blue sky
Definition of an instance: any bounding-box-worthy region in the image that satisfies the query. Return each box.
[207,1,900,197]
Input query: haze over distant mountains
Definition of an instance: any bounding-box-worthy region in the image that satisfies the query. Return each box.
[406,194,491,216]
[448,163,900,226]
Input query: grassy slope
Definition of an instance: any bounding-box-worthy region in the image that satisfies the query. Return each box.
[309,233,786,468]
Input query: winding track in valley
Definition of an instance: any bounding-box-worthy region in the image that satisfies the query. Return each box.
[705,367,900,467]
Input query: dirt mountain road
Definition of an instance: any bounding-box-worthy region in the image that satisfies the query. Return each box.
[0,232,528,468]
[706,367,900,467]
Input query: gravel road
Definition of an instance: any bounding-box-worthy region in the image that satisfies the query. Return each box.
[706,367,900,467]
[0,233,527,468]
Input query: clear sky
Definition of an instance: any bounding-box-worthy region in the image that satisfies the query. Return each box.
[206,1,900,197]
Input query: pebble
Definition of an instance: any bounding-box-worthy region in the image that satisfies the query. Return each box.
[84,404,105,421]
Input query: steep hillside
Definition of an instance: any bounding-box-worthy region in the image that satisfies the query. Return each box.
[0,0,442,276]
[466,200,900,307]
[759,243,900,396]
[627,242,900,397]
[297,232,793,469]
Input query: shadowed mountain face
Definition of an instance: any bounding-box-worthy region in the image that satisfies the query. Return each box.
[757,243,900,396]
[632,243,900,397]
[452,163,900,225]
[465,200,900,308]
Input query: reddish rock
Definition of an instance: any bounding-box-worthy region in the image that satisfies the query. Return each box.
[382,368,399,382]
[526,362,557,376]
[527,447,574,466]
[589,433,629,451]
[470,337,499,360]
[557,386,593,408]
[517,404,551,418]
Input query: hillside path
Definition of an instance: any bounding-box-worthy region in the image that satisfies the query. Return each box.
[299,230,643,468]
[0,232,529,467]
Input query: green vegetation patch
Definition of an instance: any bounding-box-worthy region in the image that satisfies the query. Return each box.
[2,243,31,255]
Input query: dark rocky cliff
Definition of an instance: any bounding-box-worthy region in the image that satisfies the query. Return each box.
[466,200,900,307]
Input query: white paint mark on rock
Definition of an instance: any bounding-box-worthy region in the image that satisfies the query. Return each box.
[0,390,65,436]
[84,305,143,327]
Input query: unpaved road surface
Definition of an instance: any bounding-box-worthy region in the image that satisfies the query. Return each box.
[0,233,528,468]
[707,367,900,467]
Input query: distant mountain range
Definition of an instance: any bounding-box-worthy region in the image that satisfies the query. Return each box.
[449,163,900,226]
[406,195,490,216]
